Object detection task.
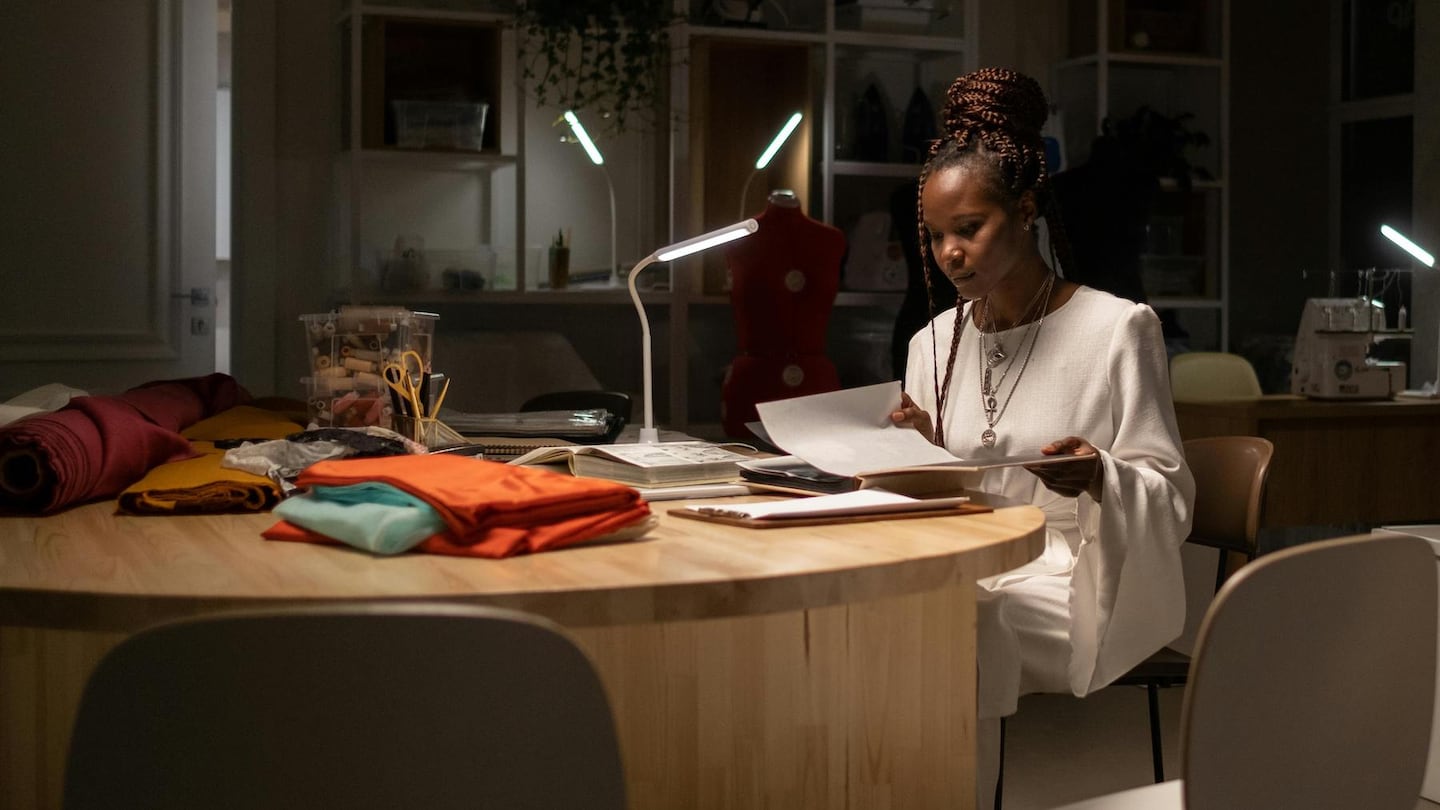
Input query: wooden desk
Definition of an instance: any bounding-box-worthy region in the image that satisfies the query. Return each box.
[1175,395,1440,528]
[0,499,1044,810]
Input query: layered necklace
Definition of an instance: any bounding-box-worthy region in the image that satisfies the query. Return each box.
[931,270,1057,448]
[975,271,1055,448]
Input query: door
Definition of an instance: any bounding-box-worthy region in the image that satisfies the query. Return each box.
[0,0,218,398]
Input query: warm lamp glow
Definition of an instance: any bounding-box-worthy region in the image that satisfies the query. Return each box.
[564,110,617,280]
[563,110,604,165]
[628,219,760,442]
[739,112,803,219]
[1381,224,1435,268]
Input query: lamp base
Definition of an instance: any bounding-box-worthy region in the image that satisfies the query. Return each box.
[638,427,660,444]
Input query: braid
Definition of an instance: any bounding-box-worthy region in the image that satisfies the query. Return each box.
[915,67,1078,446]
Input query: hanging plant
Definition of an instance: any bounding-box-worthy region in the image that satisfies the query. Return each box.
[517,0,677,136]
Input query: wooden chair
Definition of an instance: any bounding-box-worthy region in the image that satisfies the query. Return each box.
[63,603,626,810]
[1112,435,1274,783]
[1050,531,1436,809]
[1169,352,1263,402]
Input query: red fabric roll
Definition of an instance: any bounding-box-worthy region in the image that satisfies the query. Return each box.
[0,374,249,514]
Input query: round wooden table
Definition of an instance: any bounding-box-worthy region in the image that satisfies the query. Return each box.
[0,498,1045,810]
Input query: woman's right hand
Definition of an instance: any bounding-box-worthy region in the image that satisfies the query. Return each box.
[890,391,935,444]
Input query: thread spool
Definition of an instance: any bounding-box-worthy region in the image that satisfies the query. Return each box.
[354,371,382,387]
[366,337,382,352]
[321,321,336,337]
[313,366,348,378]
[314,355,333,370]
[364,396,386,424]
[348,348,382,362]
[342,357,377,373]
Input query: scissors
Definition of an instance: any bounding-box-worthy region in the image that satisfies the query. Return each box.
[382,350,427,418]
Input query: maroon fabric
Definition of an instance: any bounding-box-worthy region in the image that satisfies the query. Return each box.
[0,374,249,514]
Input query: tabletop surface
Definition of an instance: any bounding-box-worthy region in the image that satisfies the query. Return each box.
[0,497,1045,631]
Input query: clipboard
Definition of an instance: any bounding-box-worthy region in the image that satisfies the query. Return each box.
[668,500,992,529]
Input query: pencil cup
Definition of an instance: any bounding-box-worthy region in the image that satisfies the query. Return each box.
[392,415,442,448]
[548,246,570,290]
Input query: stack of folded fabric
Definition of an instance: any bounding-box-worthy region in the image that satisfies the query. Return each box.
[264,454,654,557]
[0,374,249,514]
[118,405,304,515]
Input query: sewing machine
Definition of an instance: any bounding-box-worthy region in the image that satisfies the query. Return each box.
[1291,297,1406,399]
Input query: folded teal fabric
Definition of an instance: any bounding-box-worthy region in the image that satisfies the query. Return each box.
[273,482,445,555]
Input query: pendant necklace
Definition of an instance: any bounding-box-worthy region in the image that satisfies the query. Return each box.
[978,272,1054,448]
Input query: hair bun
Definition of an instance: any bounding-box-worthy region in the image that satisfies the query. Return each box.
[943,67,1048,139]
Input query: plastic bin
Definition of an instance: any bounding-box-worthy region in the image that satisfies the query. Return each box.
[391,100,489,151]
[300,307,438,428]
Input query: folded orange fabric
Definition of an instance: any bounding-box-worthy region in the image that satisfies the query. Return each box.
[118,406,303,515]
[263,455,652,558]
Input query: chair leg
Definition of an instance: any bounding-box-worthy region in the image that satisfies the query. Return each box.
[996,716,1006,810]
[1146,683,1164,783]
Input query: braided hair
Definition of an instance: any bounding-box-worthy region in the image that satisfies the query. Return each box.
[915,67,1078,445]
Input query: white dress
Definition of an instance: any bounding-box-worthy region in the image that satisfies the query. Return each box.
[905,285,1194,719]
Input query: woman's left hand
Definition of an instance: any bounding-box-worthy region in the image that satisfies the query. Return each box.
[1026,436,1104,501]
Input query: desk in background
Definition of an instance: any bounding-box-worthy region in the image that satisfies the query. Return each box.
[0,499,1044,810]
[1175,395,1440,528]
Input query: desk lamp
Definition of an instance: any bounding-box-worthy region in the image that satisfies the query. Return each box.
[563,110,617,282]
[738,112,803,219]
[1380,224,1438,393]
[629,219,759,442]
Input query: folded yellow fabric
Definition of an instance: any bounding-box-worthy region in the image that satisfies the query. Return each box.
[118,406,302,515]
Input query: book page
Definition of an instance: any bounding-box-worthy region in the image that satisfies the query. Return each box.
[588,441,748,467]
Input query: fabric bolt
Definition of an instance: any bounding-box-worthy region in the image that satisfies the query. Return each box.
[0,374,249,514]
[118,405,303,515]
[906,286,1194,719]
[273,482,445,555]
[263,454,653,558]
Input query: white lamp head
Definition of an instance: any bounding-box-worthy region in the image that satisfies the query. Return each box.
[628,219,760,442]
[754,112,803,170]
[1381,224,1435,268]
[563,110,604,166]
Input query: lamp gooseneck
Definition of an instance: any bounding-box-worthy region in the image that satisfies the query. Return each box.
[626,219,759,443]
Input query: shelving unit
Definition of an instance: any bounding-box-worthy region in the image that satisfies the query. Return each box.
[332,0,973,436]
[669,0,976,430]
[1054,0,1230,350]
[335,2,524,296]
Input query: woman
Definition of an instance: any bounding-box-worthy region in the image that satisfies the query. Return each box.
[889,67,1194,800]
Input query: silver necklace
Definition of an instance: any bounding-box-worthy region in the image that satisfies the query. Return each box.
[978,273,1055,447]
[979,270,1054,370]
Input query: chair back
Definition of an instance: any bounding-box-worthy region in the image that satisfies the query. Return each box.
[64,603,626,810]
[1180,532,1436,810]
[1170,352,1263,402]
[1184,436,1273,559]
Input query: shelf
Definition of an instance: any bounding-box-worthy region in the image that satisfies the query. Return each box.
[682,24,827,45]
[1054,52,1224,70]
[349,148,518,172]
[1150,297,1223,309]
[342,4,511,24]
[829,29,965,52]
[832,160,923,178]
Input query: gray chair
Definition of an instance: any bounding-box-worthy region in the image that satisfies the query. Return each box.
[1111,435,1274,782]
[64,603,626,810]
[1050,531,1437,809]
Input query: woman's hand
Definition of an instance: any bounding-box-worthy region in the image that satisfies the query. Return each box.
[890,392,935,444]
[1026,436,1104,501]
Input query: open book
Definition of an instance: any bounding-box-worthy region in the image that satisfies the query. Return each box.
[751,381,1095,498]
[508,441,749,487]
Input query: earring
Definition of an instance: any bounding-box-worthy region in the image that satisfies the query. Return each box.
[1023,222,1031,232]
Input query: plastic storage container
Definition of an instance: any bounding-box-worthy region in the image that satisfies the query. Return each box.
[300,307,438,428]
[391,100,489,151]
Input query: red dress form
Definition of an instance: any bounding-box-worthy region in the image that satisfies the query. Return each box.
[721,191,846,438]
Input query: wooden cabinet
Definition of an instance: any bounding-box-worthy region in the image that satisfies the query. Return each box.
[1054,0,1230,350]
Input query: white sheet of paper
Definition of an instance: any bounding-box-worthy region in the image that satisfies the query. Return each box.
[755,381,962,476]
[684,489,968,520]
